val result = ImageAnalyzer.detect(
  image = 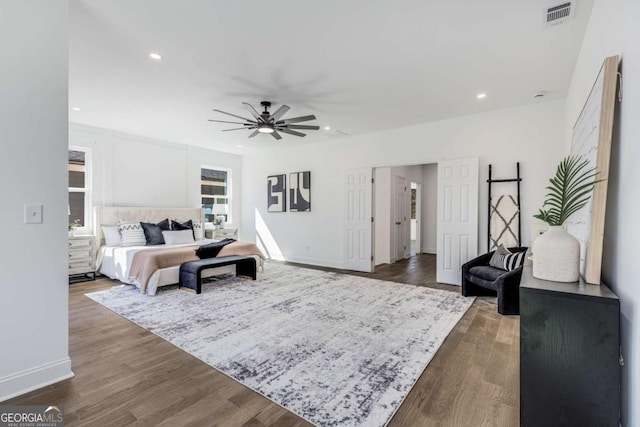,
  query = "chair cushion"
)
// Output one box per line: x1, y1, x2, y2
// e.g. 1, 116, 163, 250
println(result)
469, 266, 506, 282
